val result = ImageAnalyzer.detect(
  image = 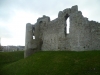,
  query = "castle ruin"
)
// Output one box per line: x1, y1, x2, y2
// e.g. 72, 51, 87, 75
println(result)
24, 5, 100, 57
